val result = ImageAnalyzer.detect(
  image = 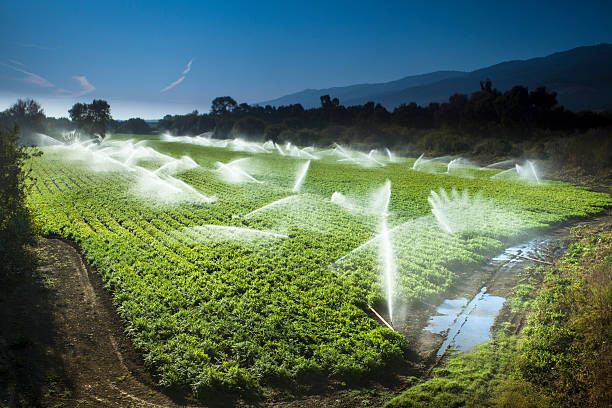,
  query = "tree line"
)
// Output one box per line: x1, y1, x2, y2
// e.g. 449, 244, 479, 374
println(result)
158, 80, 611, 145
1, 80, 610, 164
